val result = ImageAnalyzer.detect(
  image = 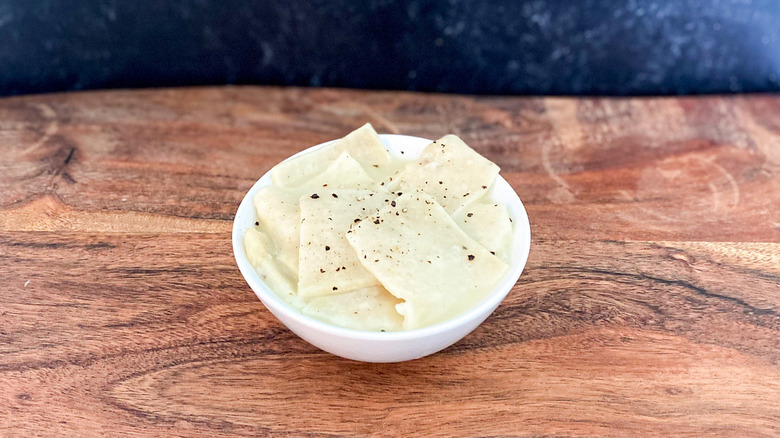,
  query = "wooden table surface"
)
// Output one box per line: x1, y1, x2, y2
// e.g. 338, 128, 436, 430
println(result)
1, 87, 779, 437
